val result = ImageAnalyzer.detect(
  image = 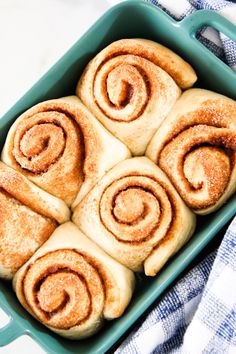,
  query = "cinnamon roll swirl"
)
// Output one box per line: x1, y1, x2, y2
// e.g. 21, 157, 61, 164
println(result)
1, 96, 130, 208
76, 39, 197, 155
72, 157, 196, 276
146, 89, 236, 214
0, 162, 70, 279
13, 222, 135, 339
